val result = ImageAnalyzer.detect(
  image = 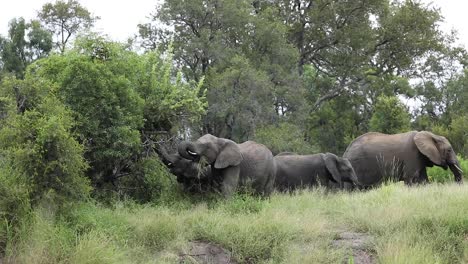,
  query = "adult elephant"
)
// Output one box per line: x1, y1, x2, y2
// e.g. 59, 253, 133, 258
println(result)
157, 147, 214, 193
343, 131, 463, 187
178, 134, 276, 197
274, 152, 359, 191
